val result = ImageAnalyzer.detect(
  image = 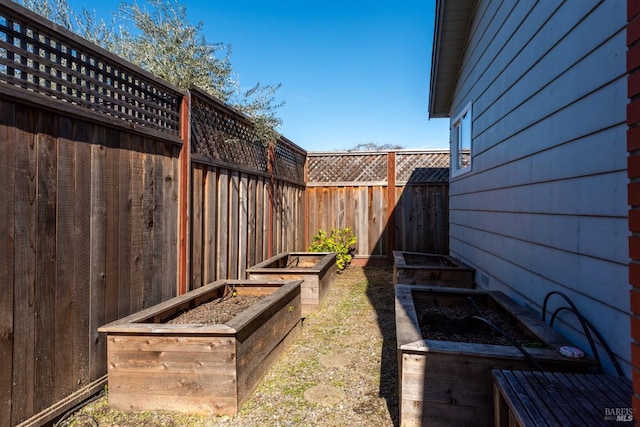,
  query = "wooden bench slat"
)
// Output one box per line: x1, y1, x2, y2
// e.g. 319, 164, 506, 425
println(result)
527, 371, 590, 427
584, 373, 633, 404
511, 370, 564, 426
543, 371, 608, 426
493, 370, 633, 427
493, 373, 534, 427
563, 373, 623, 417
495, 370, 554, 427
